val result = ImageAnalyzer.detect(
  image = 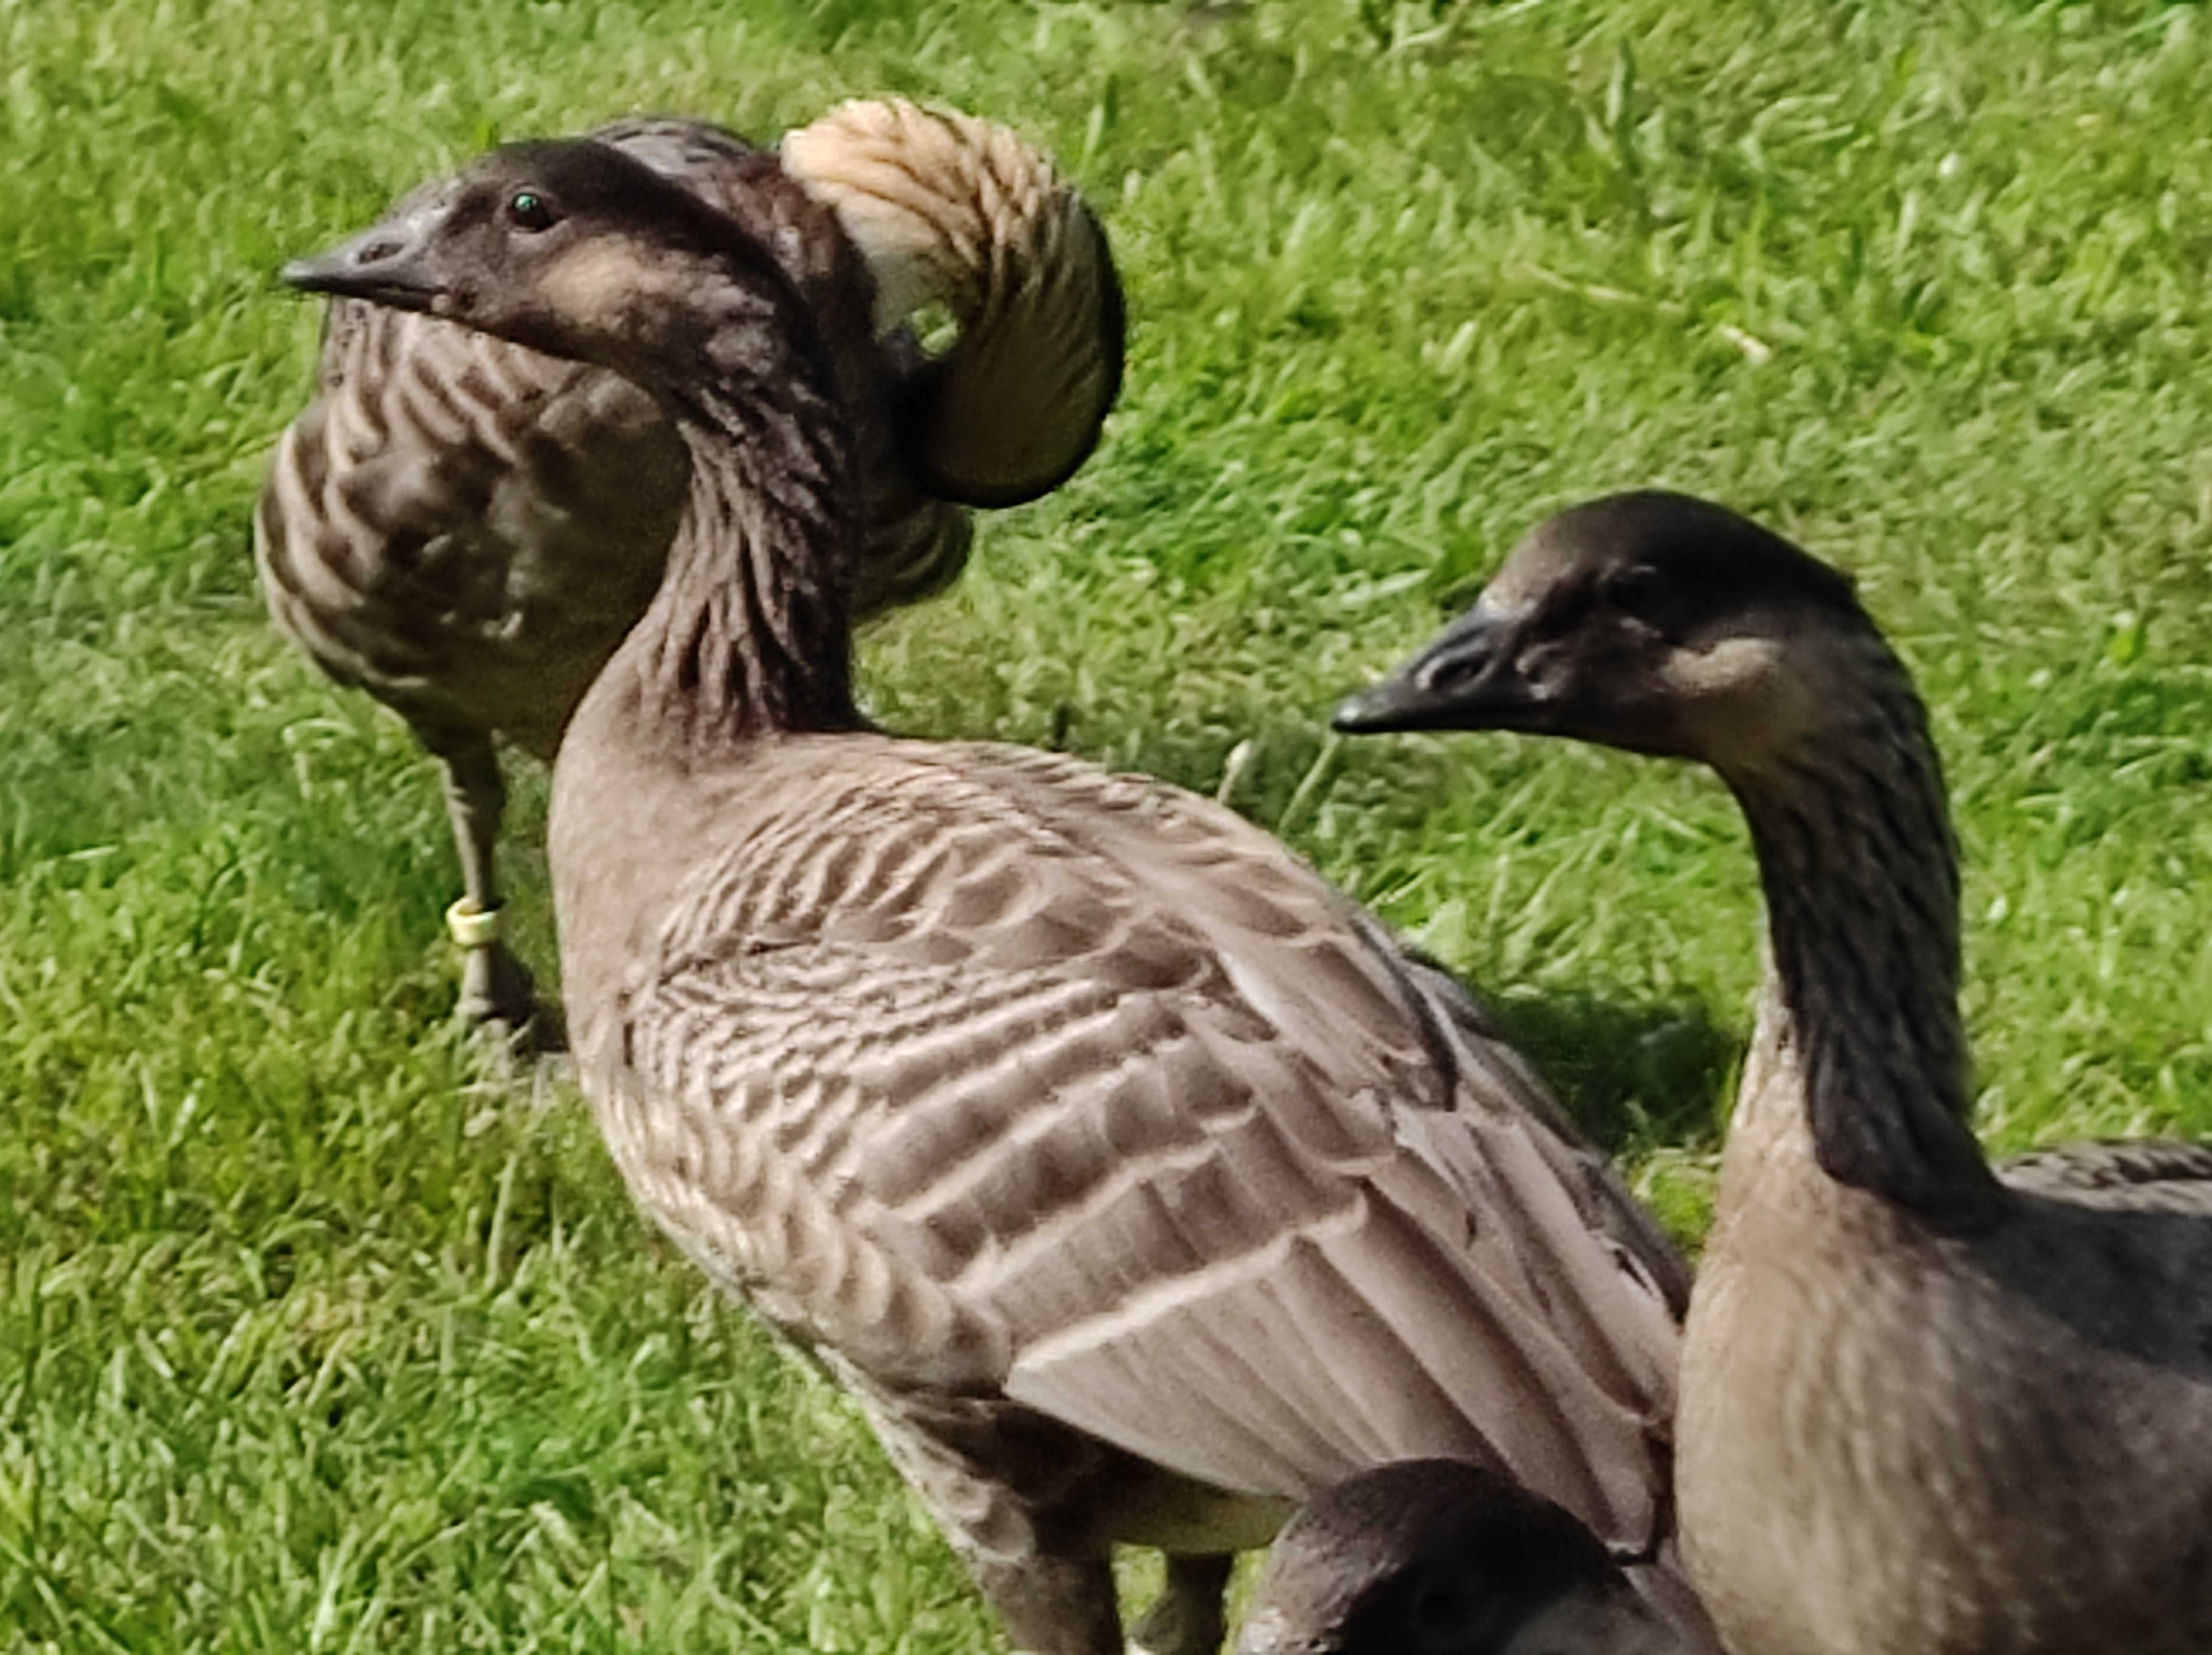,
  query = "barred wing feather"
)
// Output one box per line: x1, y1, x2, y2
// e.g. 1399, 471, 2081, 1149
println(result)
590, 740, 1684, 1553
